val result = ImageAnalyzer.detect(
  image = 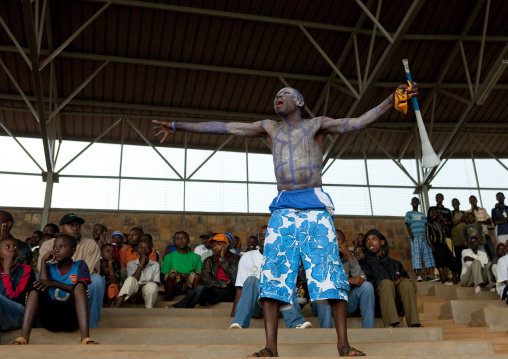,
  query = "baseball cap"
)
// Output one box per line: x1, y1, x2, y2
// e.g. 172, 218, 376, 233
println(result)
200, 230, 214, 239
59, 213, 85, 226
111, 231, 123, 239
224, 233, 233, 243
208, 234, 229, 244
